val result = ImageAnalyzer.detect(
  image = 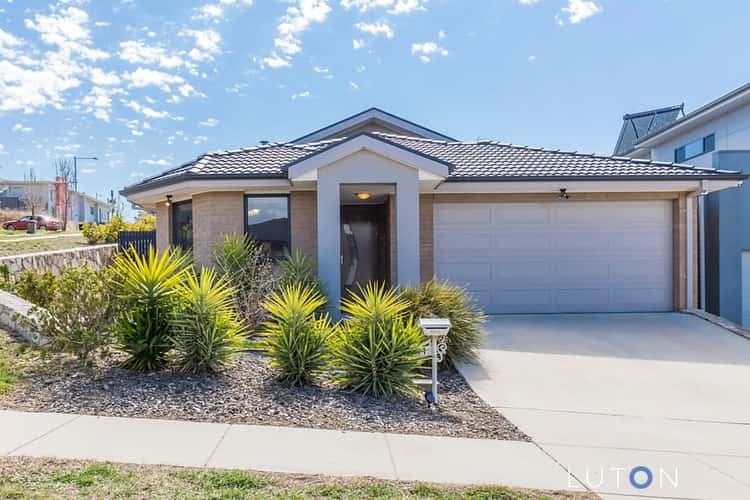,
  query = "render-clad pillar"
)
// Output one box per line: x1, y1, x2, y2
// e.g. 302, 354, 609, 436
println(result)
316, 176, 341, 316
395, 174, 420, 287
